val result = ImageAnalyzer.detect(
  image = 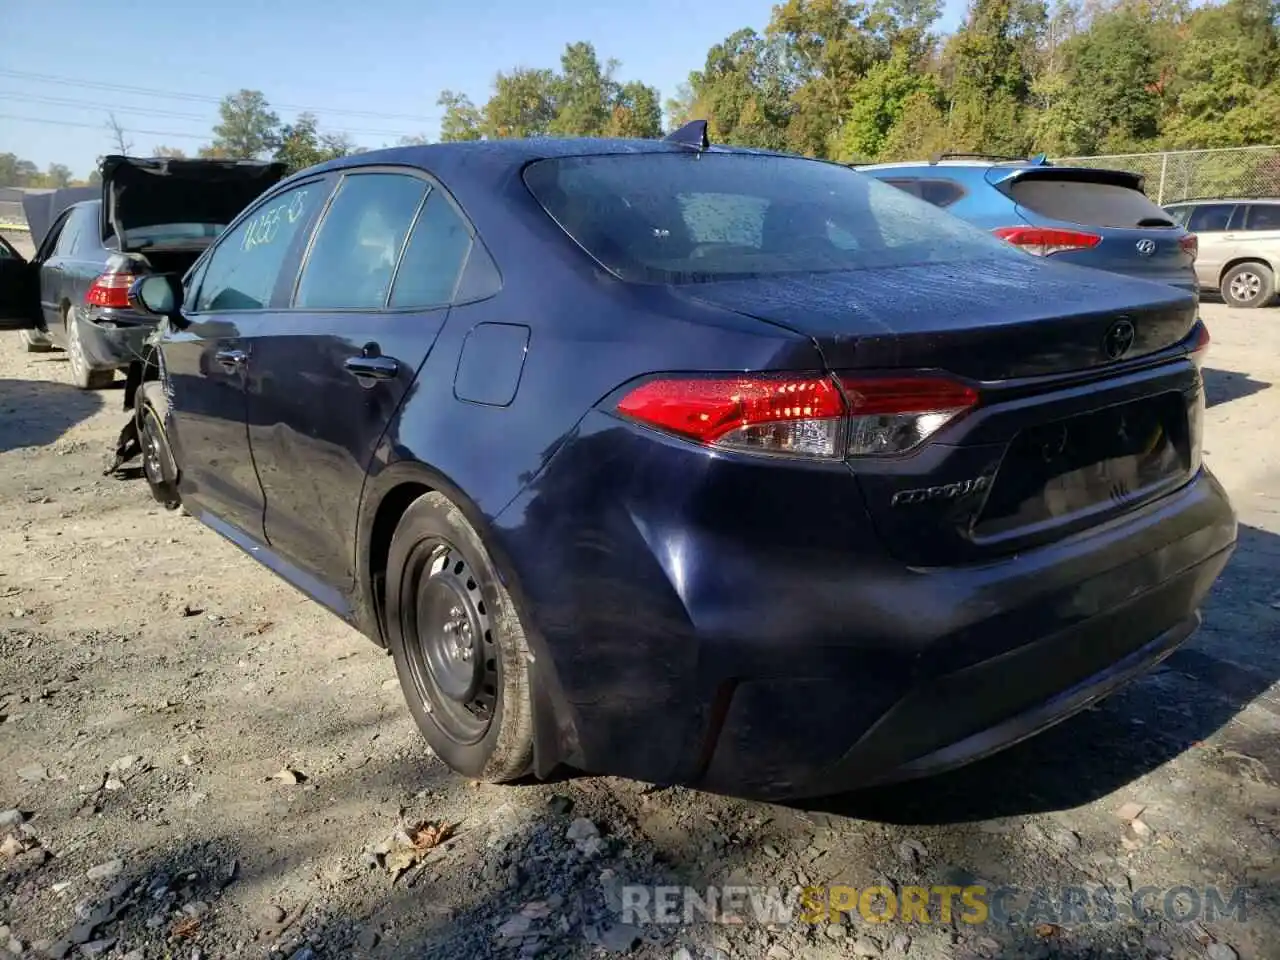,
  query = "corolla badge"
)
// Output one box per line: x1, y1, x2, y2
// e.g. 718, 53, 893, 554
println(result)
1103, 319, 1136, 361
1135, 239, 1157, 256
892, 474, 992, 506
